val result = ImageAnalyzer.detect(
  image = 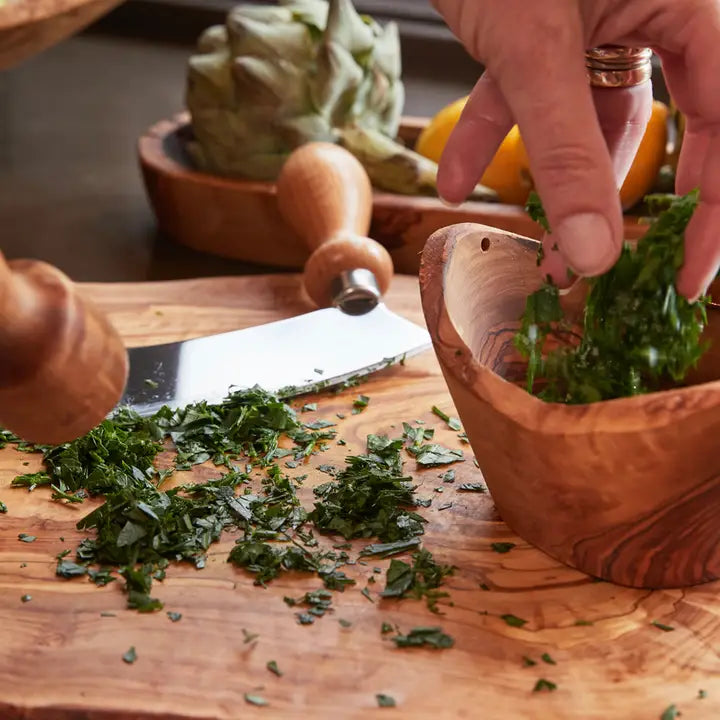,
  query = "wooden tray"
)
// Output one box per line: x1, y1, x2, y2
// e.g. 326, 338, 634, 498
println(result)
139, 114, 649, 274
0, 273, 718, 719
0, 0, 124, 71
